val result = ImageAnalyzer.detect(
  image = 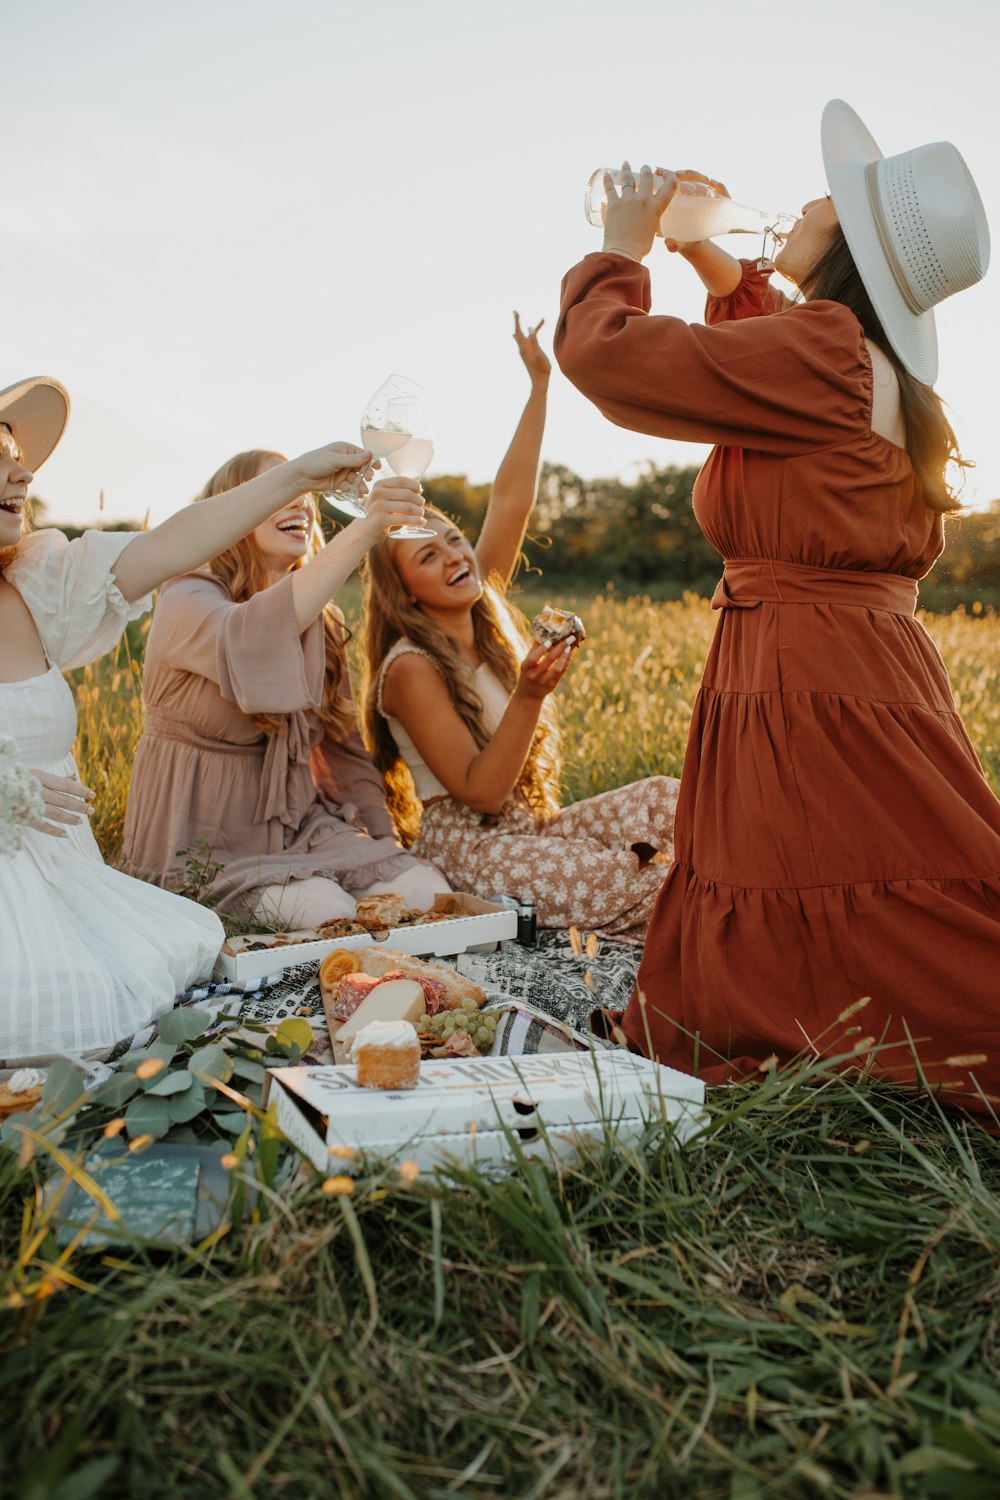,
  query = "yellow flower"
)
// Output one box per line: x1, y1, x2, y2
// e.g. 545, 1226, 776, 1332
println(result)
398, 1159, 420, 1184
128, 1134, 155, 1153
220, 1152, 240, 1170
328, 1144, 358, 1160
103, 1117, 126, 1139
136, 1057, 166, 1080
322, 1176, 355, 1197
